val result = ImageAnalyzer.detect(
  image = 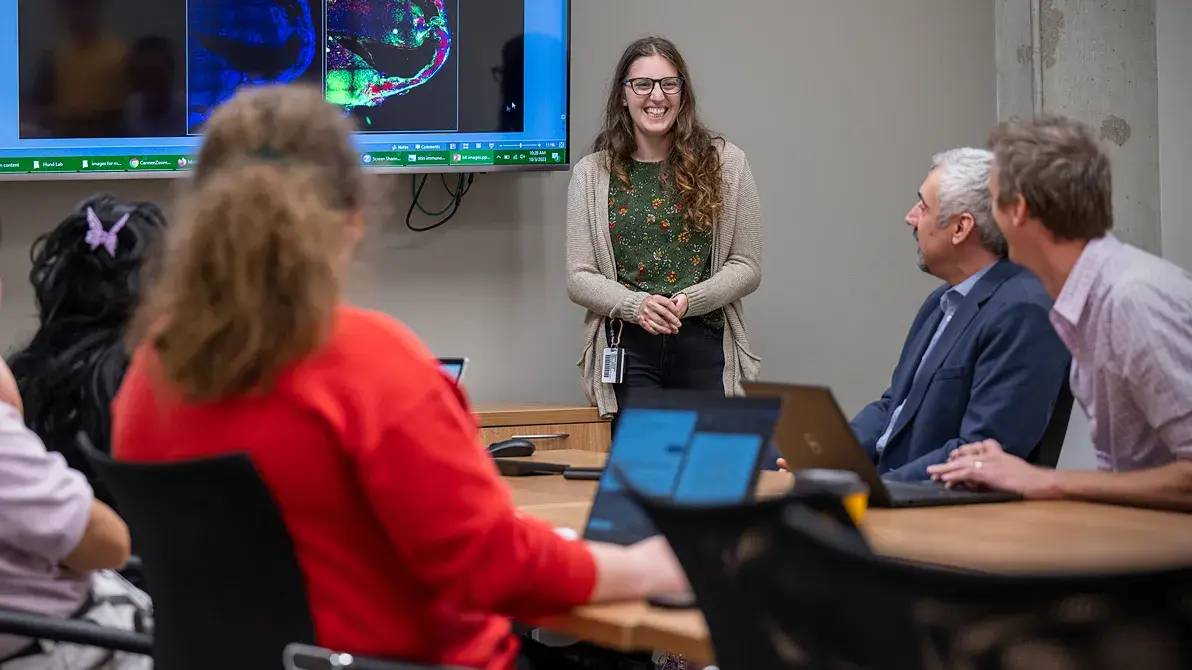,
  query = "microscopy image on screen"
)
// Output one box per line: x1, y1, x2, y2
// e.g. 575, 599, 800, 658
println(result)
186, 0, 321, 133
16, 0, 188, 139
326, 0, 460, 133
